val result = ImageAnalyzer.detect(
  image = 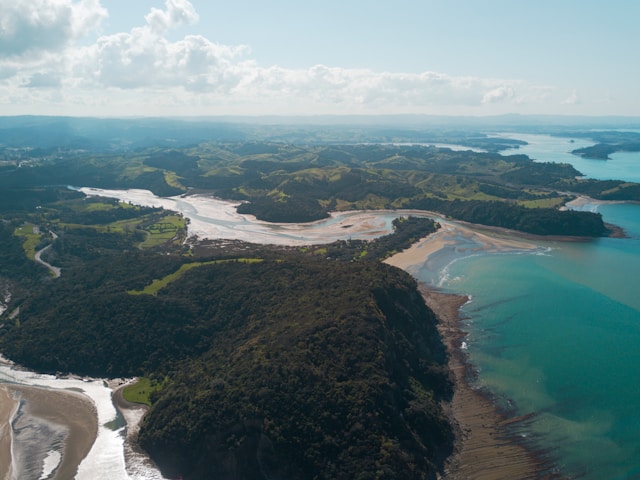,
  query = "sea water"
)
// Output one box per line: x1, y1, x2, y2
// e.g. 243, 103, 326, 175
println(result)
501, 132, 640, 183
417, 134, 640, 479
